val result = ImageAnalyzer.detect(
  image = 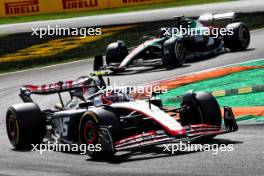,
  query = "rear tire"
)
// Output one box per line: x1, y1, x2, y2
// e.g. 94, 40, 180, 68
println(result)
163, 38, 186, 67
6, 103, 46, 149
106, 40, 128, 65
224, 22, 250, 51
